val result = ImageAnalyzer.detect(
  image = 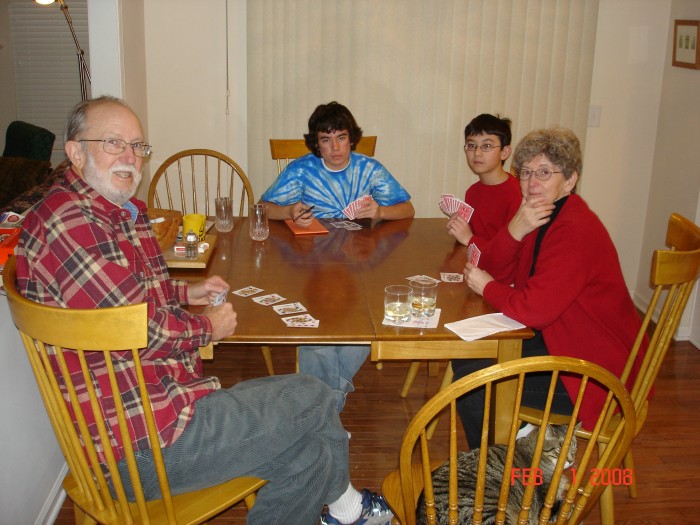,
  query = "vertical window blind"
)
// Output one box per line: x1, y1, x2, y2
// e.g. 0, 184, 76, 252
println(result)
8, 0, 89, 166
246, 0, 599, 217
